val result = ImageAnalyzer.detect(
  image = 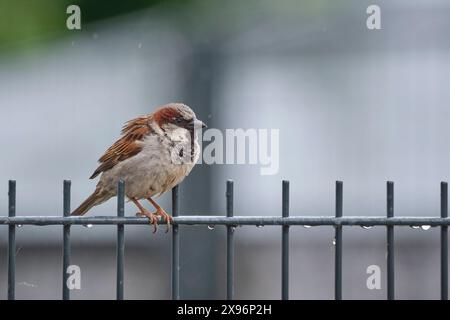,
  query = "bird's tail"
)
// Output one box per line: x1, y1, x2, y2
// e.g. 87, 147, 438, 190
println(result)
71, 188, 109, 216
